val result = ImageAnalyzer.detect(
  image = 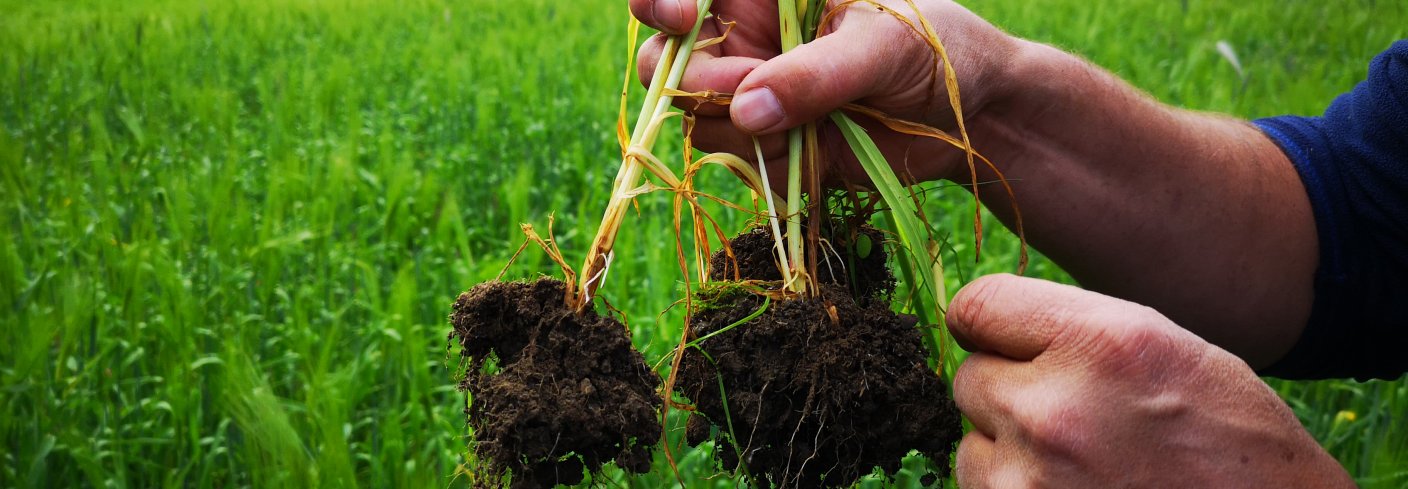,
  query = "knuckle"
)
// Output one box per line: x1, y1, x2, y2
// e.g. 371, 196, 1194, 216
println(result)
1018, 396, 1089, 462
1071, 304, 1203, 387
883, 28, 931, 87
1094, 309, 1173, 368
1104, 321, 1161, 366
780, 63, 830, 111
